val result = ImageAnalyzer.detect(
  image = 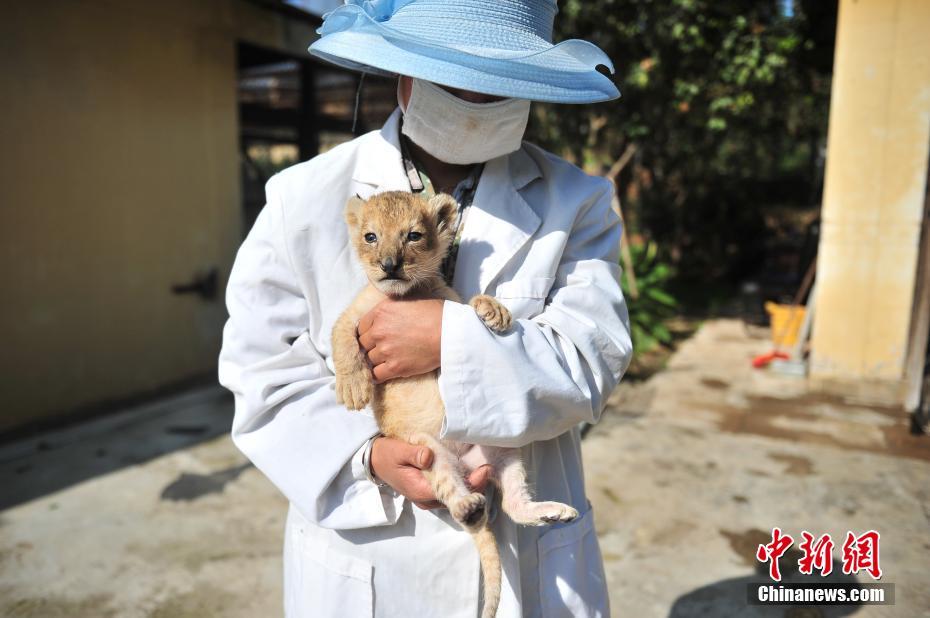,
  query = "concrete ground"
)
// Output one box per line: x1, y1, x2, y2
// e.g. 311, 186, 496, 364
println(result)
584, 320, 930, 618
1, 319, 928, 617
